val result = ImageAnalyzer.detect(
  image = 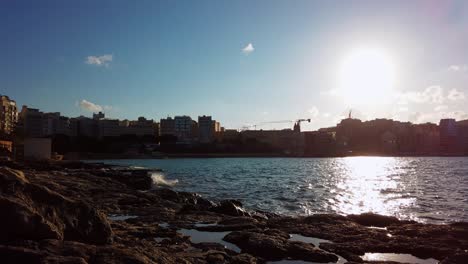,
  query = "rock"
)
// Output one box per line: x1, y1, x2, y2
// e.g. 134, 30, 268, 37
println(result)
230, 254, 258, 264
224, 230, 338, 262
206, 252, 225, 264
109, 170, 153, 190
441, 250, 468, 264
347, 212, 402, 227
211, 200, 251, 217
0, 167, 113, 245
0, 245, 45, 264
